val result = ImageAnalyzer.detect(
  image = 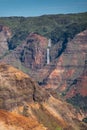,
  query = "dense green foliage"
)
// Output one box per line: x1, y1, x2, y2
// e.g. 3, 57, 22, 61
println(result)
82, 117, 87, 123
66, 94, 87, 112
0, 12, 87, 49
8, 30, 28, 49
